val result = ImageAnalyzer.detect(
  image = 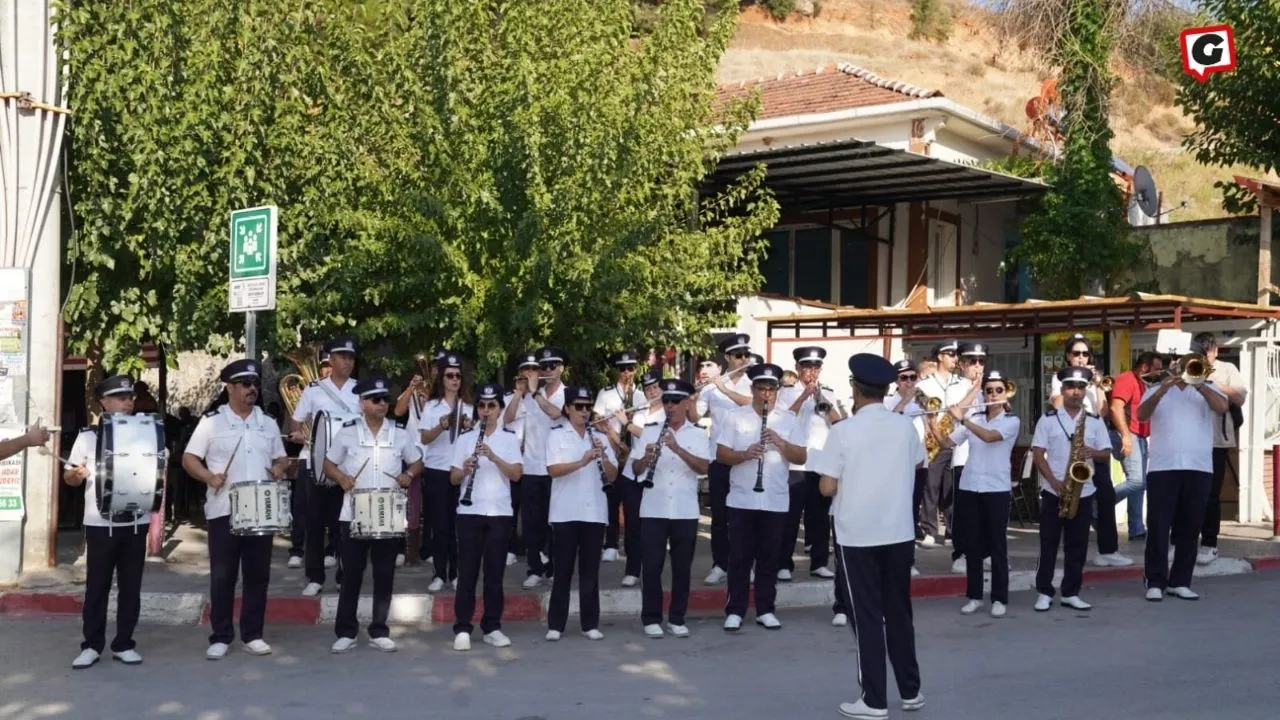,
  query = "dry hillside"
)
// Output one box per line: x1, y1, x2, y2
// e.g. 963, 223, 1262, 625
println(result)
718, 0, 1258, 221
